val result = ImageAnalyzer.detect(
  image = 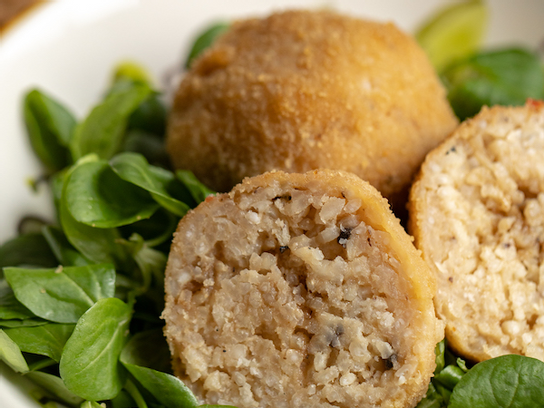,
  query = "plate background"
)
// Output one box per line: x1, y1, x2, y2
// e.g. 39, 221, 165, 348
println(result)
1, 1, 543, 407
